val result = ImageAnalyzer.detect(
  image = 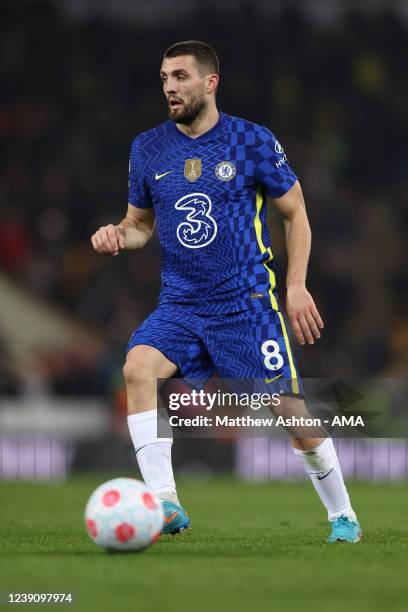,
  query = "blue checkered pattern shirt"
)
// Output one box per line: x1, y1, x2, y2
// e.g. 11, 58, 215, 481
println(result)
128, 112, 298, 314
